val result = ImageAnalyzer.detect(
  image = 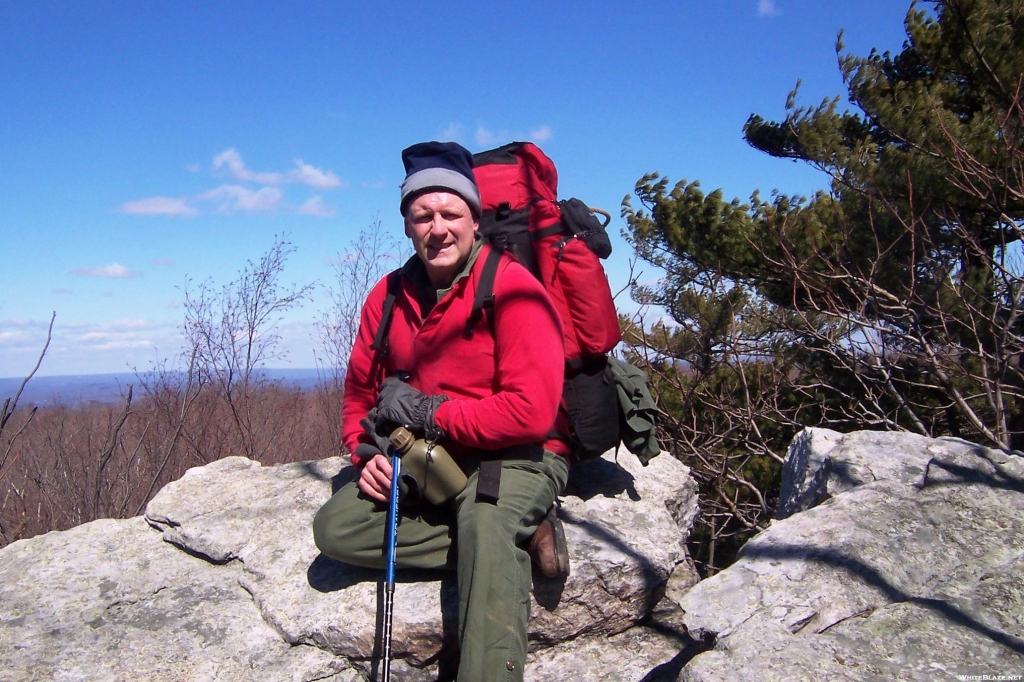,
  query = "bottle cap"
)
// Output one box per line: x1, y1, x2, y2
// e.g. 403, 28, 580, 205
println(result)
389, 426, 414, 452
